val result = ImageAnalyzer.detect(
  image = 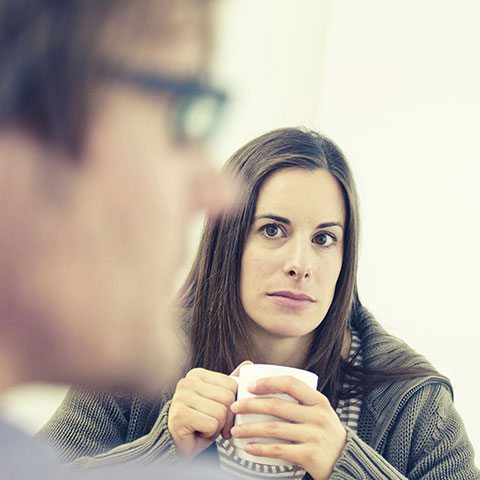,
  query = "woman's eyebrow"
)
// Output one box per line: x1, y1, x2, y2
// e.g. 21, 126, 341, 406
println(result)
317, 221, 344, 231
255, 215, 344, 231
254, 214, 290, 224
